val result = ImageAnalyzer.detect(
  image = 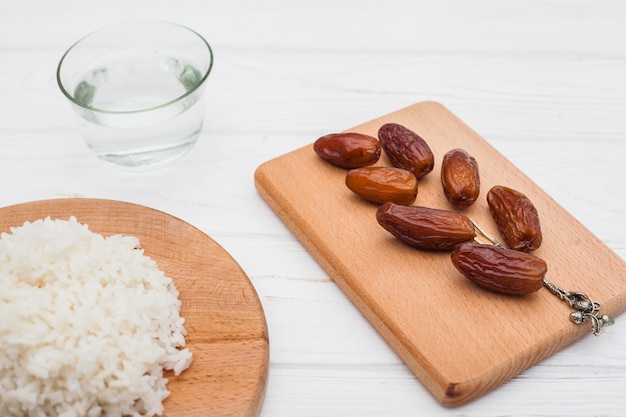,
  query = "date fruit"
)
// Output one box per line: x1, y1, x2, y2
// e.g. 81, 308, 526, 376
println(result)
376, 202, 476, 251
441, 148, 480, 209
451, 243, 547, 295
377, 123, 434, 179
487, 185, 542, 252
346, 167, 418, 204
313, 132, 381, 168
